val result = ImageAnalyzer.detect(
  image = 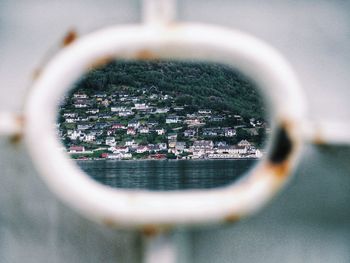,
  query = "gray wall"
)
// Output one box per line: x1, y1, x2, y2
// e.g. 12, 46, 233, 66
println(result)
0, 1, 349, 262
